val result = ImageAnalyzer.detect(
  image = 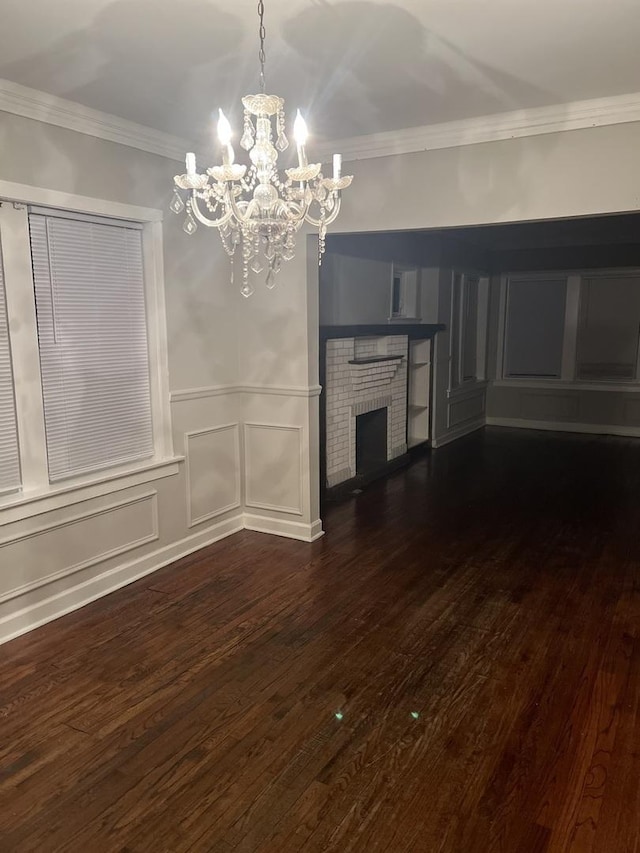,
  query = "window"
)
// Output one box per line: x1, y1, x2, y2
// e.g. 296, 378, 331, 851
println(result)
577, 275, 640, 381
390, 265, 419, 319
0, 192, 171, 505
29, 210, 153, 481
0, 240, 20, 494
504, 277, 567, 378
